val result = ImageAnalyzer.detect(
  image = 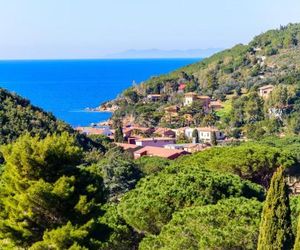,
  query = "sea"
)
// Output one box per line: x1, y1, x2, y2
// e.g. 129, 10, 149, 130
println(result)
0, 58, 199, 126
